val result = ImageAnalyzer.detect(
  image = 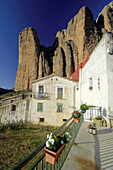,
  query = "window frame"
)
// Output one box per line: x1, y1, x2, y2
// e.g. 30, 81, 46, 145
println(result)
56, 85, 65, 99
11, 104, 16, 111
98, 78, 100, 90
39, 118, 44, 122
37, 103, 43, 112
57, 103, 63, 112
89, 77, 93, 90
